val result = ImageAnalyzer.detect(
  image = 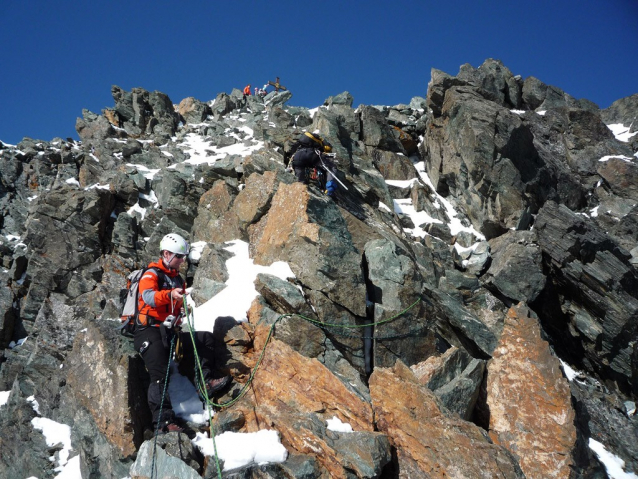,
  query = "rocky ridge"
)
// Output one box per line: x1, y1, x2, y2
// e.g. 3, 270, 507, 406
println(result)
0, 59, 637, 478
